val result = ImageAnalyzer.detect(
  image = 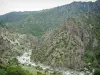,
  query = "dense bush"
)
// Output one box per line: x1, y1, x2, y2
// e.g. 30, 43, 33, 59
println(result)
7, 65, 31, 75
37, 71, 45, 75
0, 69, 7, 75
94, 68, 100, 75
35, 66, 43, 71
0, 64, 32, 75
8, 58, 19, 66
